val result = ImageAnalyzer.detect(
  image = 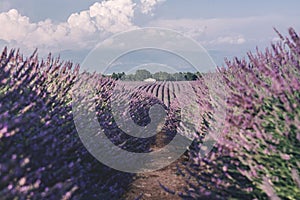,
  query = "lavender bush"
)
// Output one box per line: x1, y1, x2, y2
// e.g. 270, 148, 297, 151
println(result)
1, 27, 299, 200
0, 49, 135, 199
174, 28, 300, 199
0, 47, 188, 199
